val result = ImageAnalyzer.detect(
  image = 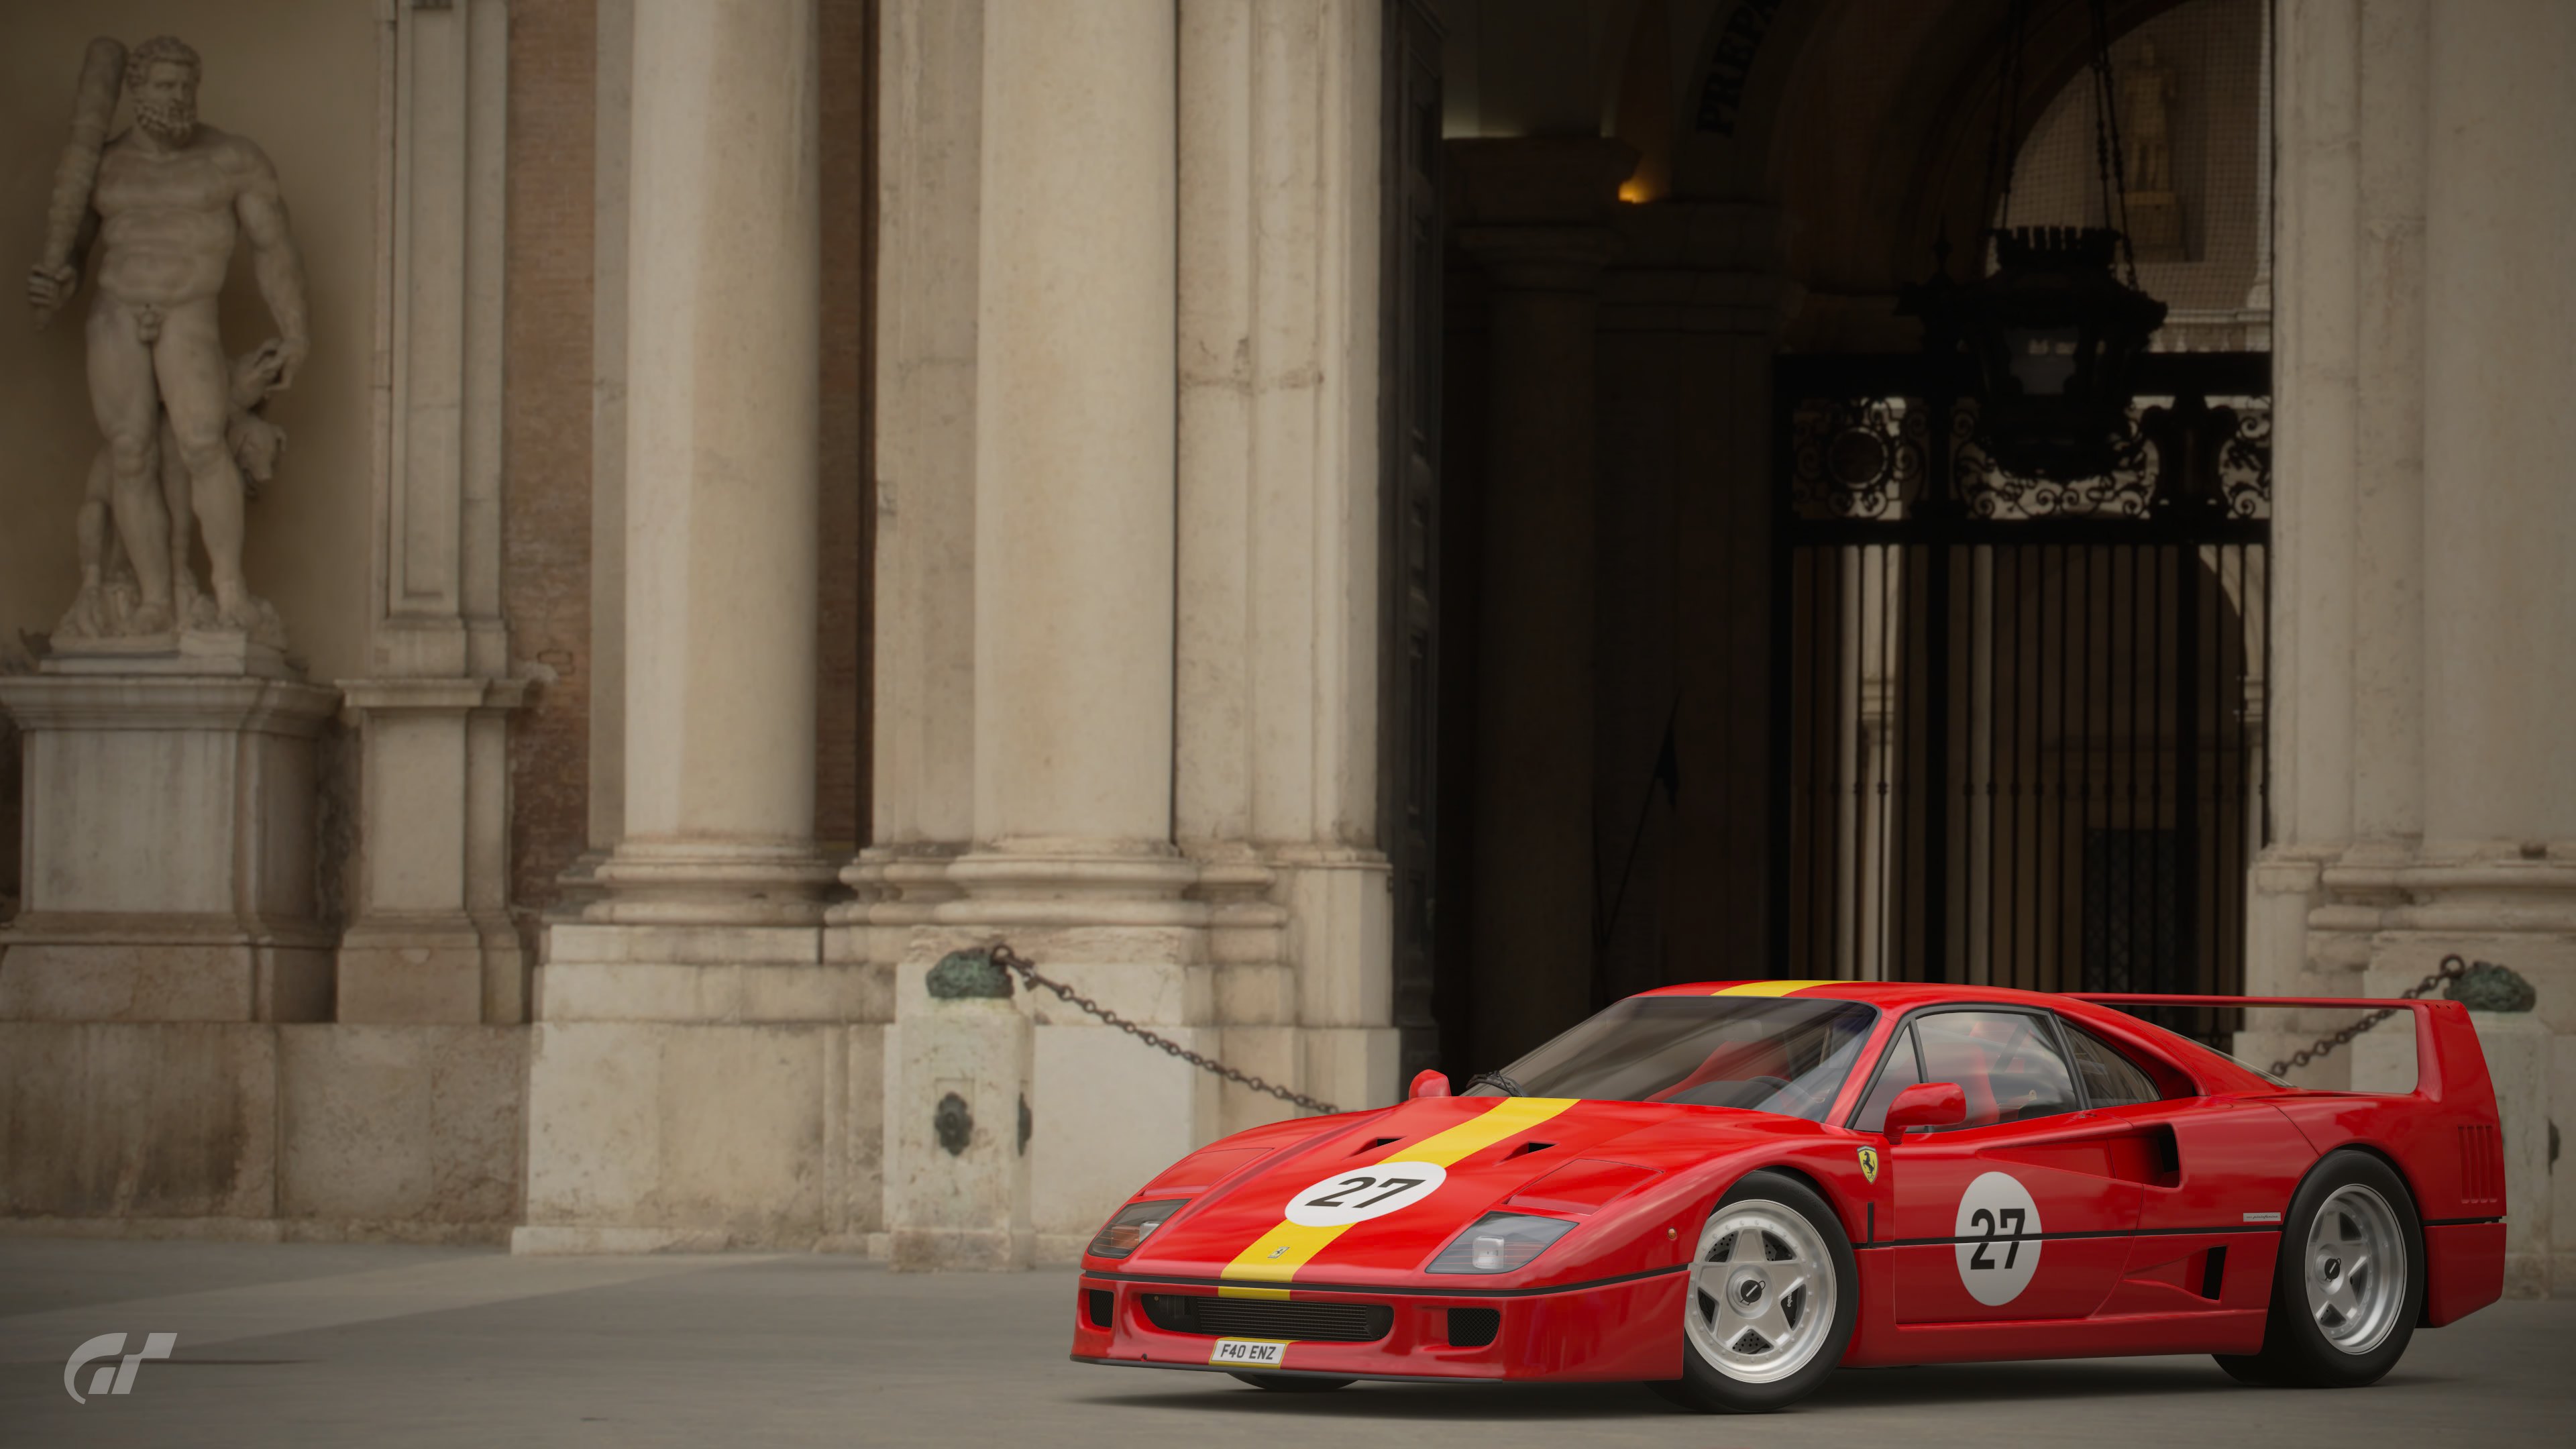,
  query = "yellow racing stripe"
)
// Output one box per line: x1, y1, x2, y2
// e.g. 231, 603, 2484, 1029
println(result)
1218, 1096, 1577, 1296
1714, 979, 1837, 996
